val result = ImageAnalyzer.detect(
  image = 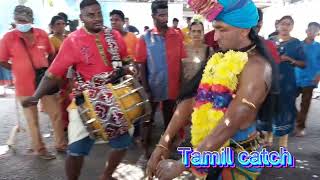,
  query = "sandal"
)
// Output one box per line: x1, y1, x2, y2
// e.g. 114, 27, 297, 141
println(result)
37, 148, 56, 160
55, 145, 68, 153
38, 152, 56, 160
